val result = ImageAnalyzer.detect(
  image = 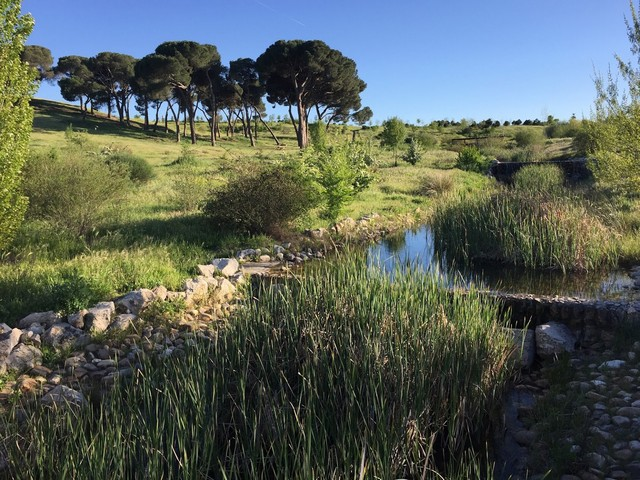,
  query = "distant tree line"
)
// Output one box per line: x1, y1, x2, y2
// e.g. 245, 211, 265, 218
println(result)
21, 40, 372, 149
